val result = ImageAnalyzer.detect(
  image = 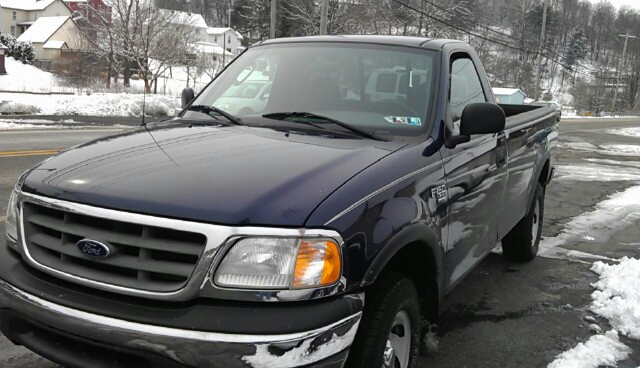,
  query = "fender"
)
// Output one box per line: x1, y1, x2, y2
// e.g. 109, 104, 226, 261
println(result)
526, 153, 551, 211
361, 222, 445, 300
